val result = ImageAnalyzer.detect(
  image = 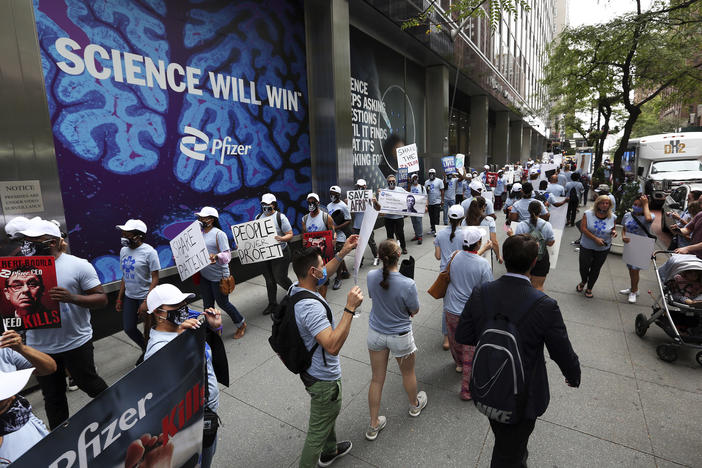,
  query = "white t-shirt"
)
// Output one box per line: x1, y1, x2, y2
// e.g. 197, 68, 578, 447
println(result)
26, 253, 101, 354
120, 243, 160, 300
304, 211, 329, 233
0, 348, 31, 373
0, 414, 49, 463
327, 200, 352, 242
425, 178, 444, 205
201, 228, 230, 282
